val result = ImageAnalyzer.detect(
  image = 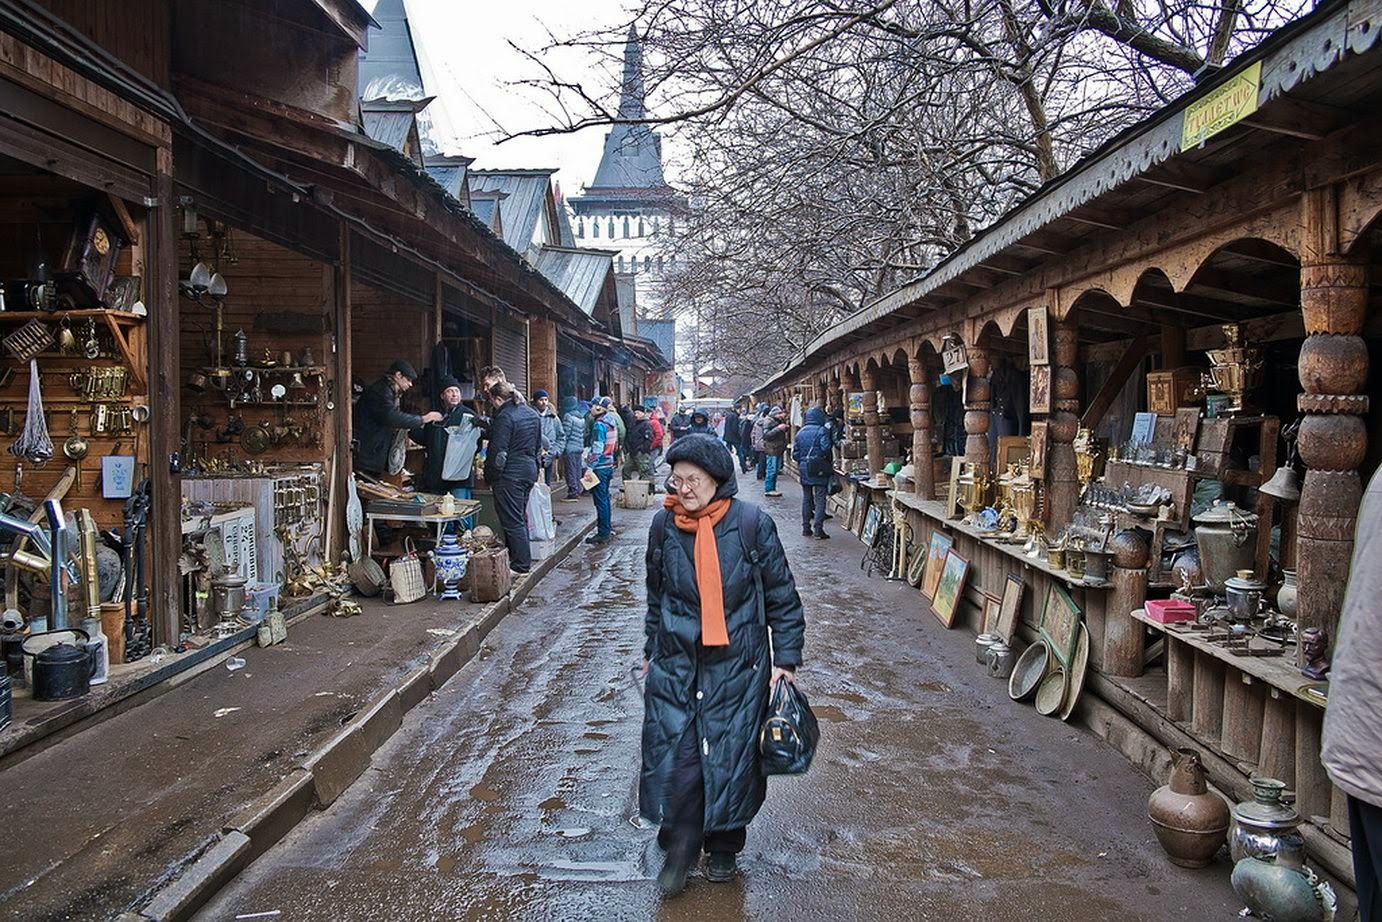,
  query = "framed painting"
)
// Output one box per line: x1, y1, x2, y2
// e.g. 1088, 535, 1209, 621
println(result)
930, 549, 970, 628
1029, 364, 1052, 414
861, 505, 883, 548
1173, 406, 1201, 452
920, 530, 953, 599
1039, 582, 1082, 668
906, 540, 928, 587
997, 435, 1030, 471
981, 592, 1002, 635
1027, 305, 1050, 366
1028, 420, 1048, 479
997, 573, 1025, 643
848, 490, 867, 534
